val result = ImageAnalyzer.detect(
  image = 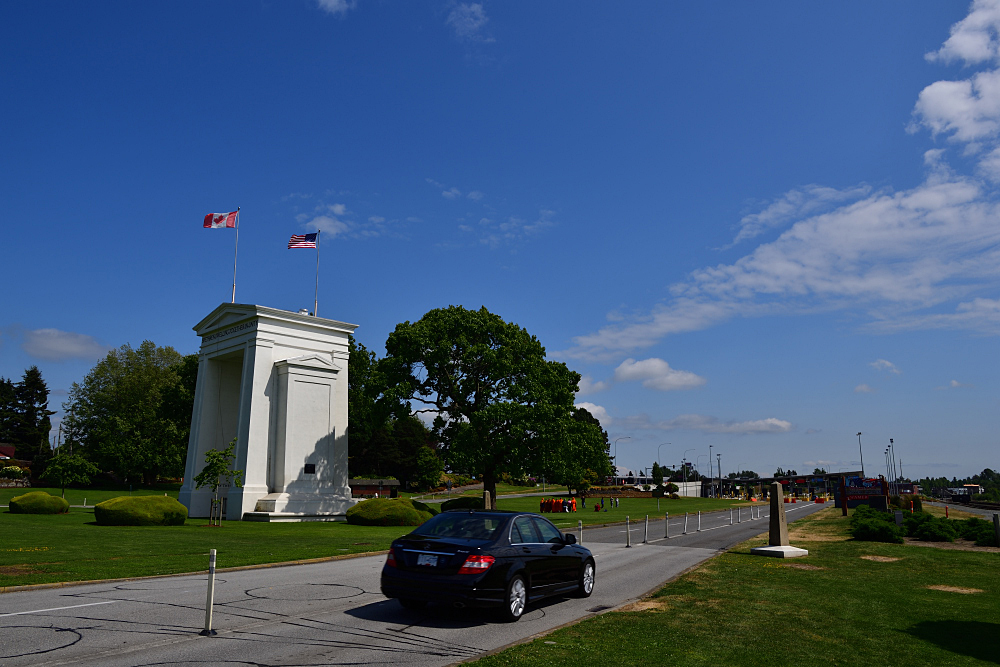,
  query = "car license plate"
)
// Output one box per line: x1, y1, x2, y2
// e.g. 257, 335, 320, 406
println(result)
417, 553, 437, 567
